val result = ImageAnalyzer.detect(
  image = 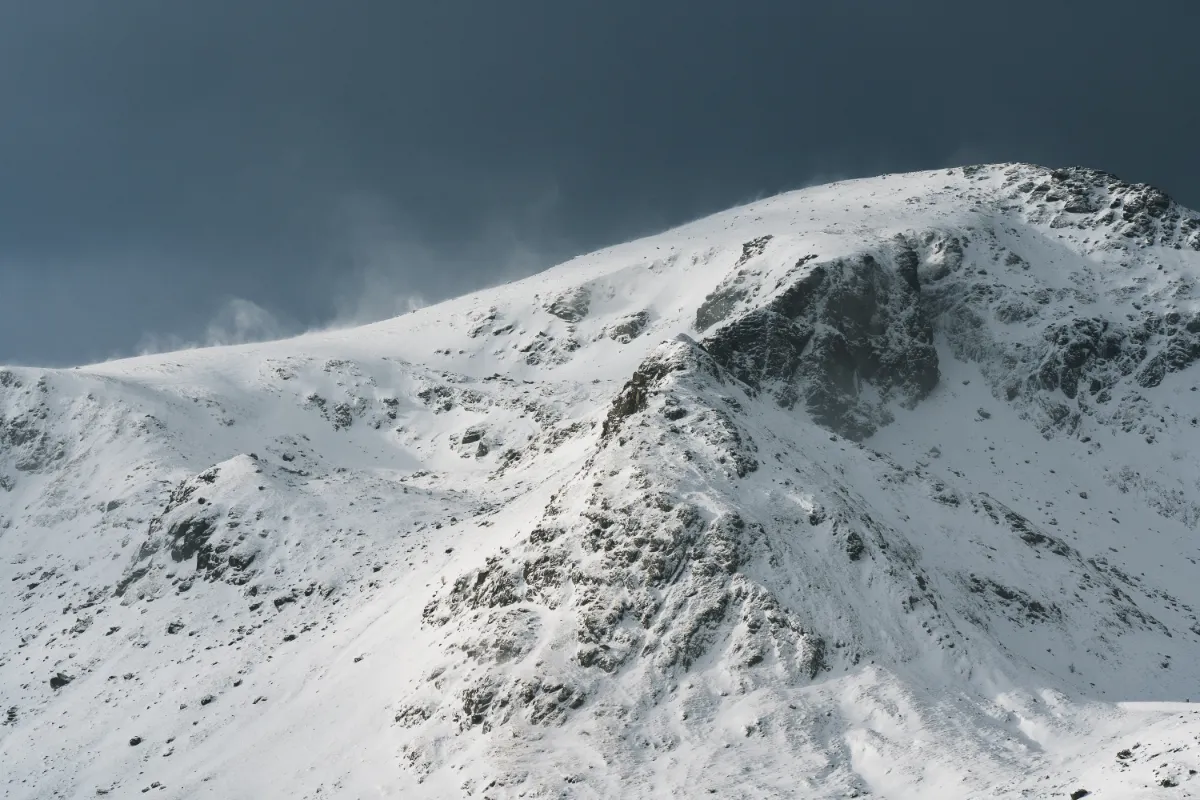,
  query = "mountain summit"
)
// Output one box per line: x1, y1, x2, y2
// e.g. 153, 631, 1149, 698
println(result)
4, 164, 1200, 798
